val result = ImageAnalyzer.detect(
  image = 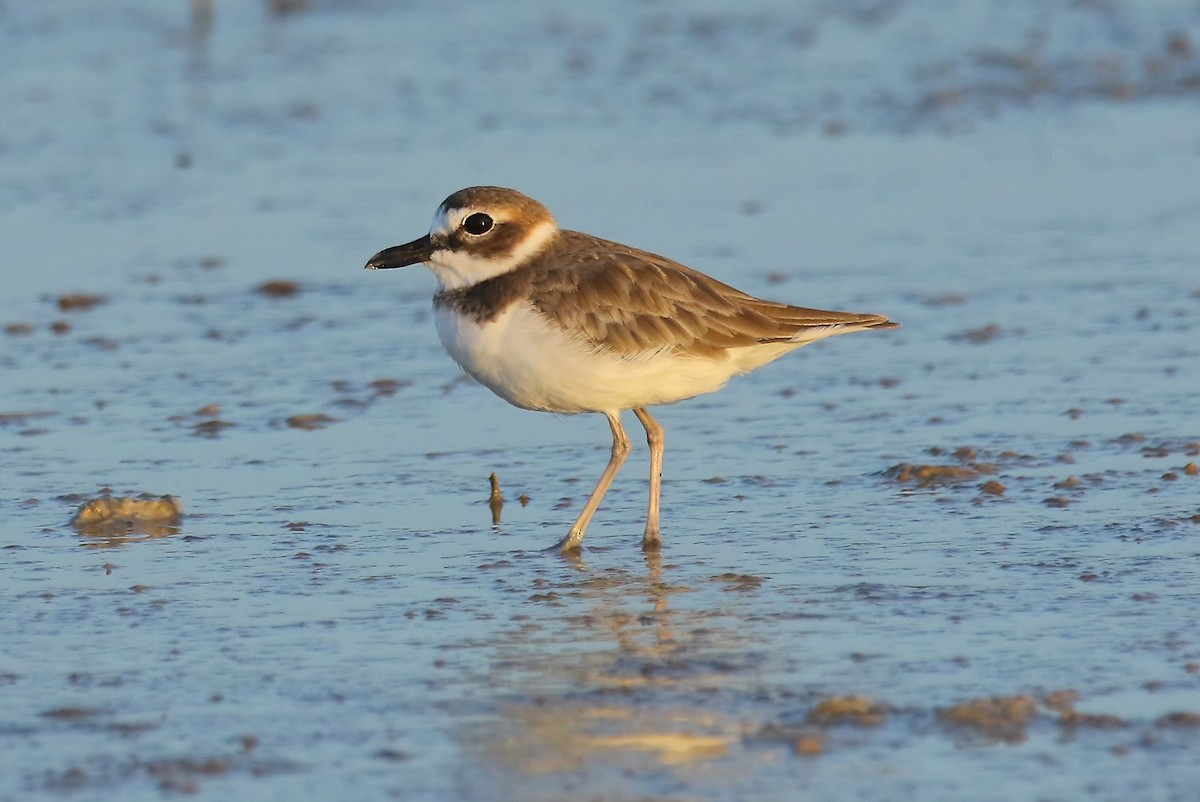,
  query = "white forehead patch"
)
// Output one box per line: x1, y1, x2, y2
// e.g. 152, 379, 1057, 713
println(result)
432, 203, 519, 238
429, 204, 465, 238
